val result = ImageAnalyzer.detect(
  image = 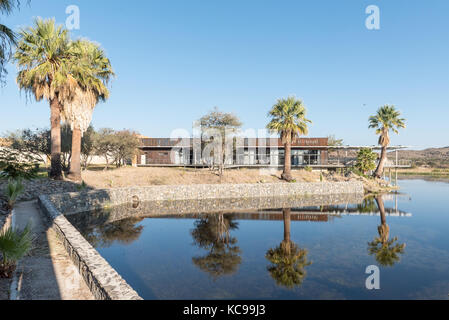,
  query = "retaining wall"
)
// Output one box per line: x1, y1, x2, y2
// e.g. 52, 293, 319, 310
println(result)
48, 181, 364, 215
